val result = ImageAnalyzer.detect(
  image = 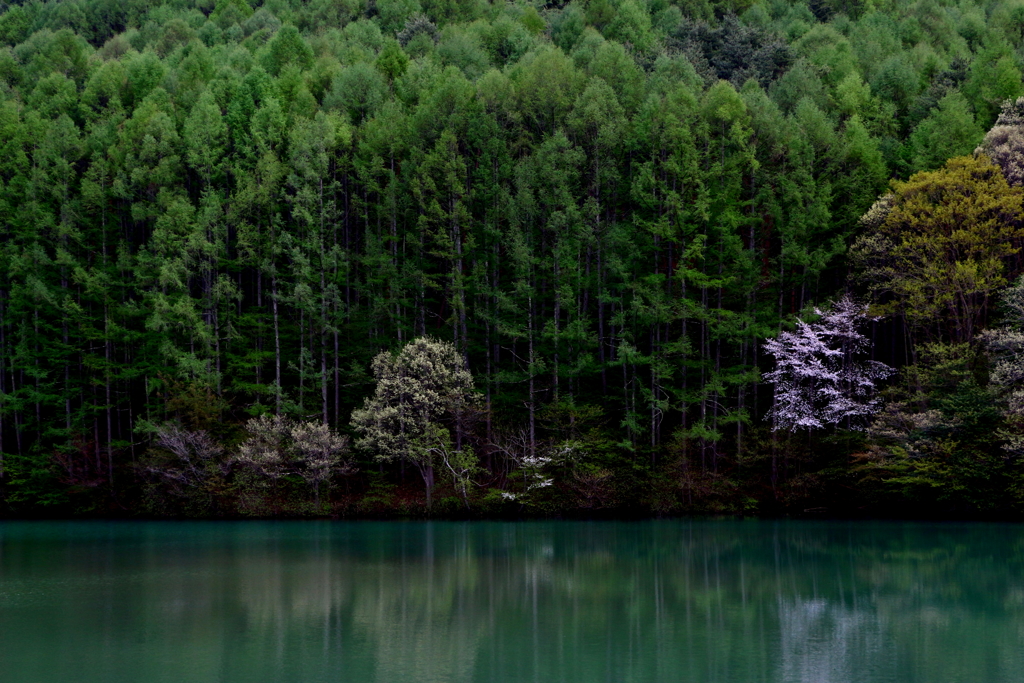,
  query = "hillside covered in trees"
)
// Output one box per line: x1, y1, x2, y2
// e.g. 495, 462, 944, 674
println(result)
1, 0, 1024, 518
